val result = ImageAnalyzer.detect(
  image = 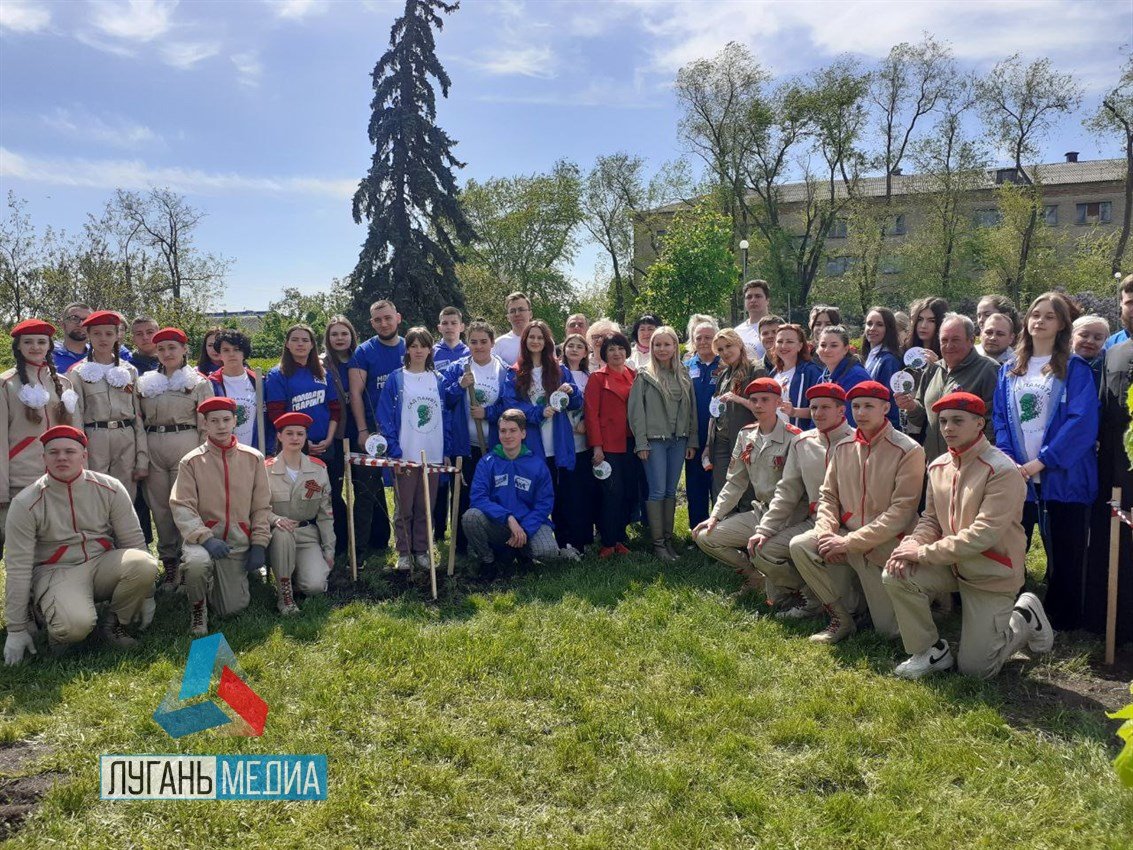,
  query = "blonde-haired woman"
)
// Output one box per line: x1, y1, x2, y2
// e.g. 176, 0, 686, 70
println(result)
628, 326, 699, 561
704, 328, 764, 500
